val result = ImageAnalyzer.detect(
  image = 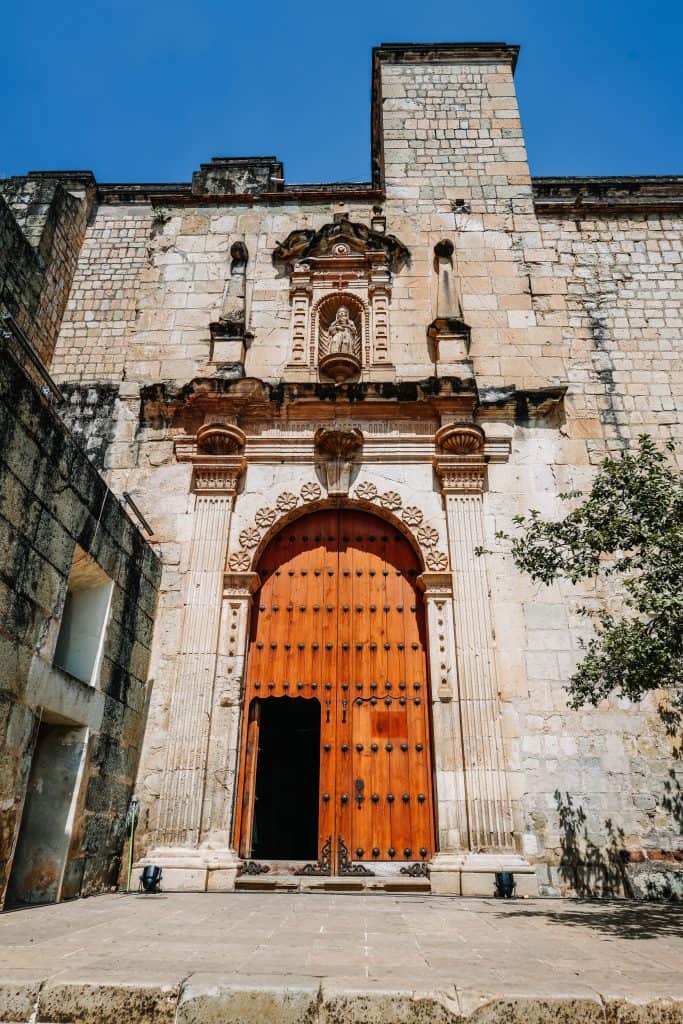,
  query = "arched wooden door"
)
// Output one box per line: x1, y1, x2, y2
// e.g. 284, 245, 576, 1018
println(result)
235, 508, 435, 874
